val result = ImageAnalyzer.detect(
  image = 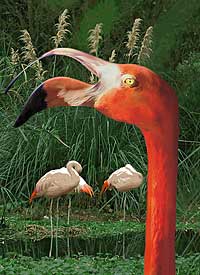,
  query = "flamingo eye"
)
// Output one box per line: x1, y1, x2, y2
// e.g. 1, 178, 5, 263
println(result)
121, 74, 137, 88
